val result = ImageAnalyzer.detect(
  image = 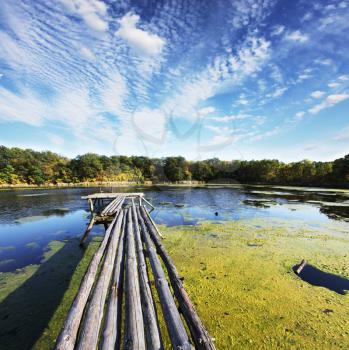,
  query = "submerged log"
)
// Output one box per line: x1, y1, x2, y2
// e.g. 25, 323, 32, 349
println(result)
137, 207, 193, 350
132, 204, 163, 350
100, 216, 127, 350
55, 215, 119, 350
139, 206, 215, 350
124, 208, 146, 349
76, 210, 125, 350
